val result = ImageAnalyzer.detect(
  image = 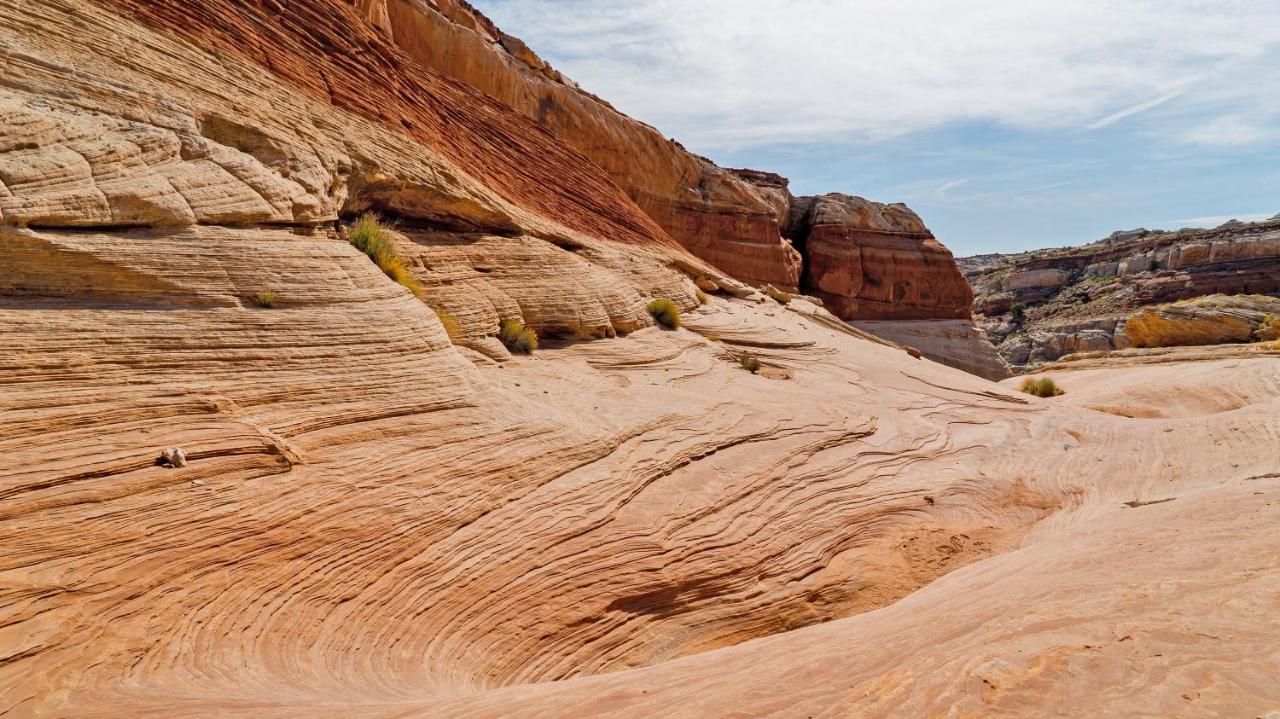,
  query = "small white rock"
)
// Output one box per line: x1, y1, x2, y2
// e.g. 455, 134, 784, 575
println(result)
160, 446, 187, 468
